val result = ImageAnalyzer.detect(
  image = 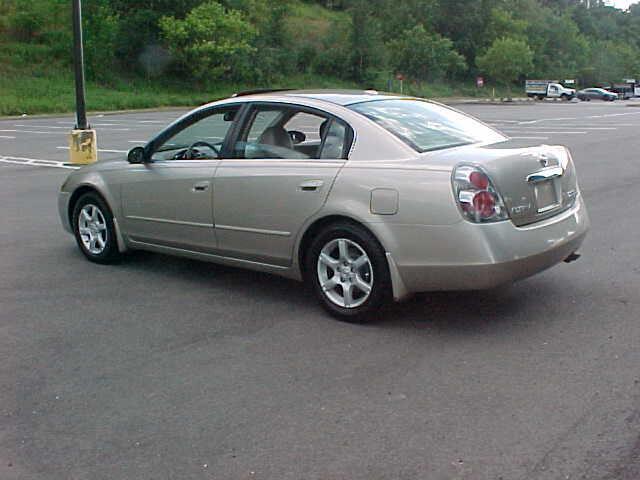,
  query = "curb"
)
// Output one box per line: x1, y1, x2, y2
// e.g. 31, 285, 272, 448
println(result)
437, 97, 534, 106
